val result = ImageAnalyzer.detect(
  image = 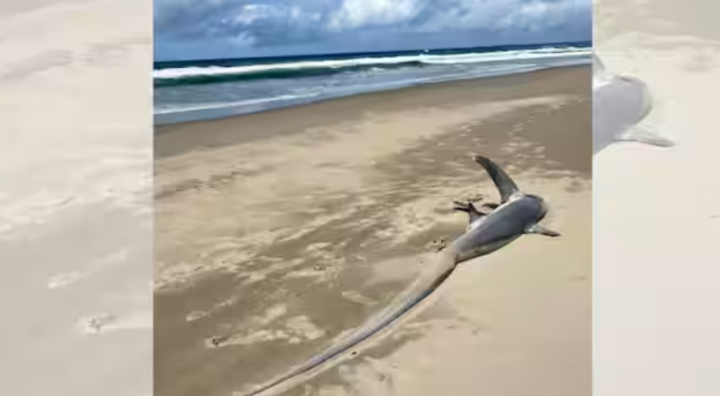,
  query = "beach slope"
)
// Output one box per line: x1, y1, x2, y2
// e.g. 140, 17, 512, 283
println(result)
154, 67, 592, 396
